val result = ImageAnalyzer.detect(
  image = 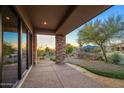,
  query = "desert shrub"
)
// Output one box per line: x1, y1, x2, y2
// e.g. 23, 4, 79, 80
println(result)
64, 44, 75, 56
90, 48, 101, 53
108, 52, 122, 64
40, 56, 45, 60
50, 56, 56, 61
3, 61, 12, 65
